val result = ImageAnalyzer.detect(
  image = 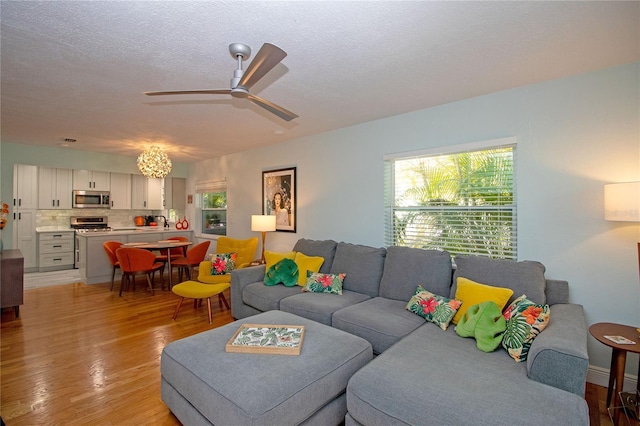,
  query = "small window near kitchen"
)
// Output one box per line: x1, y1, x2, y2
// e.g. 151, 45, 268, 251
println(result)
196, 179, 227, 236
